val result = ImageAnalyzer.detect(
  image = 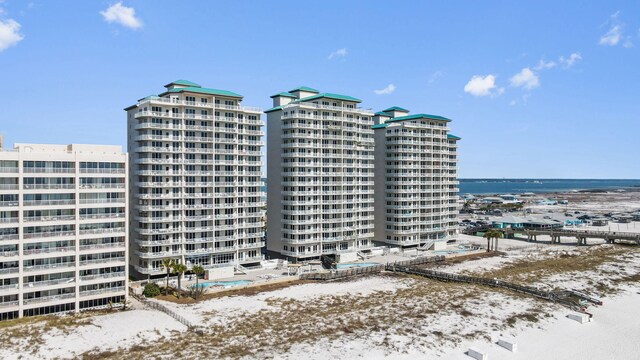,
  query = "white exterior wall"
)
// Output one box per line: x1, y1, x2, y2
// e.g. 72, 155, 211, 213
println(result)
373, 116, 459, 248
127, 85, 265, 278
267, 93, 376, 261
0, 144, 128, 320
